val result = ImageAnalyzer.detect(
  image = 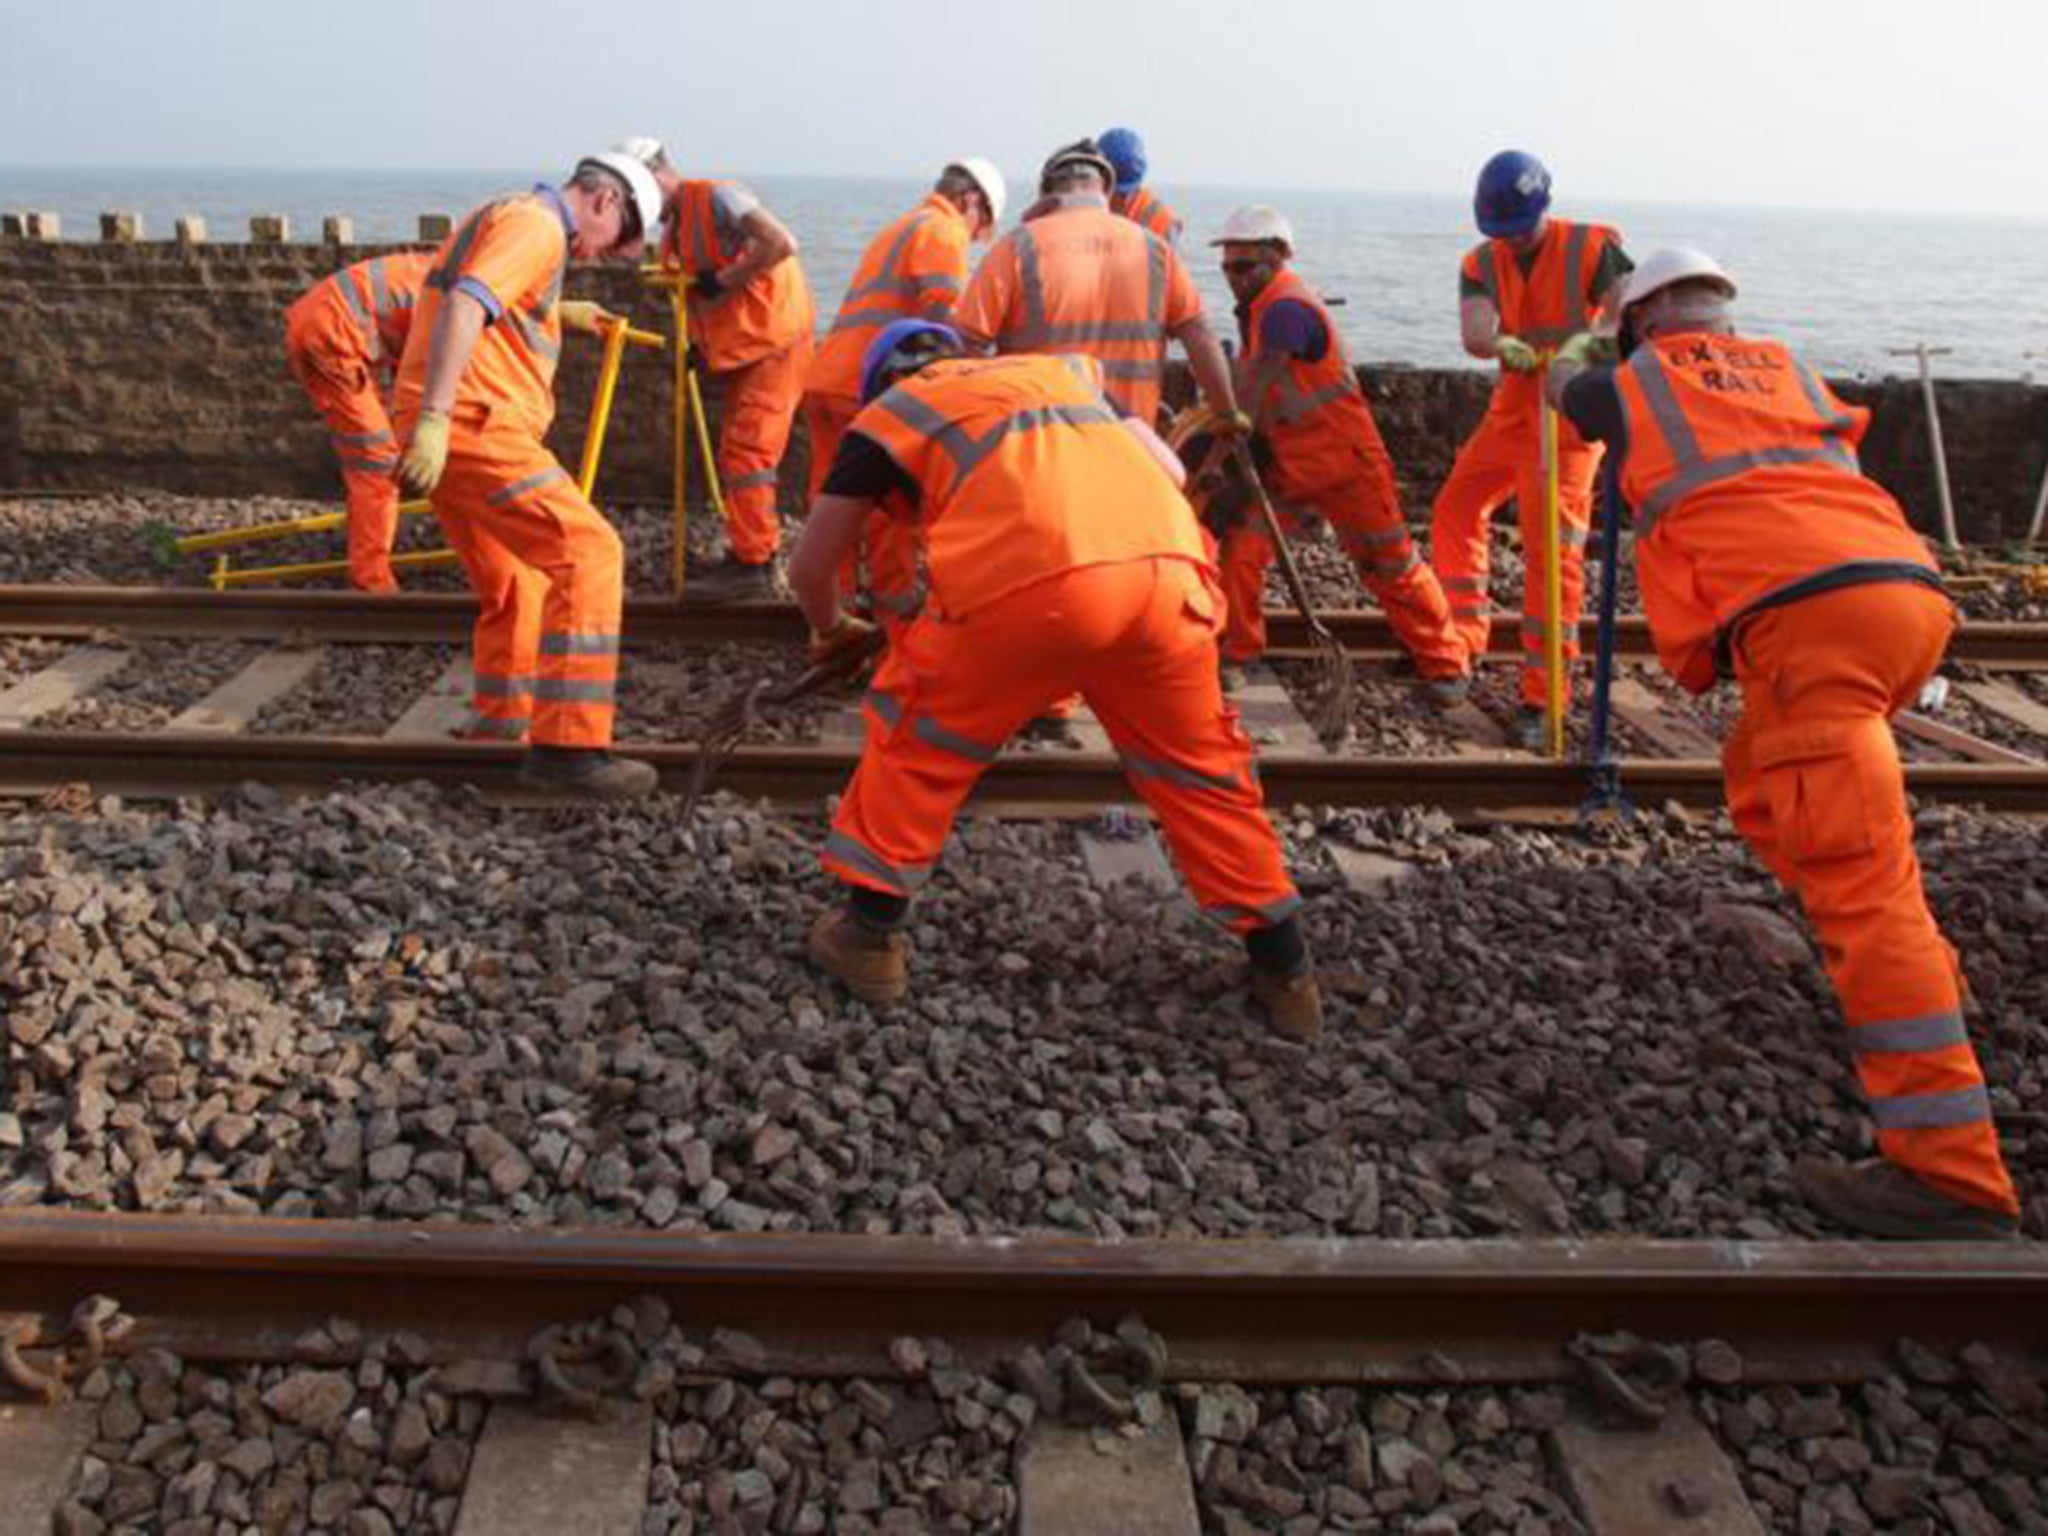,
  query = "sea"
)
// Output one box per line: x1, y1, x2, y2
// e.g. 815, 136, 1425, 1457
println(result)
4, 165, 2041, 383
